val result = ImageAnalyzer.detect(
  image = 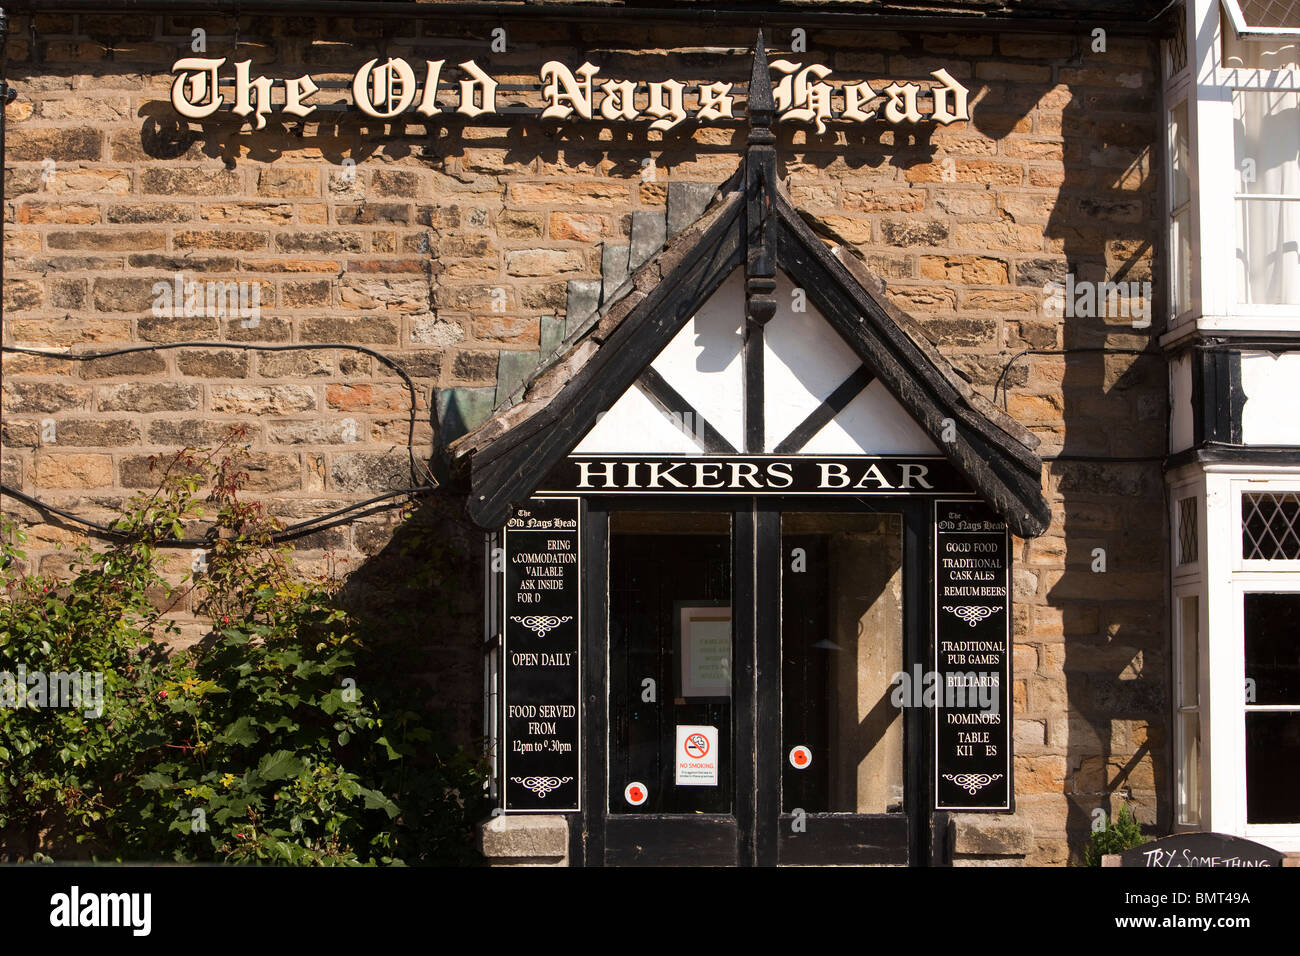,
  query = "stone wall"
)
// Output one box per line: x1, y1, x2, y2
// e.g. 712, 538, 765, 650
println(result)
0, 11, 1165, 863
